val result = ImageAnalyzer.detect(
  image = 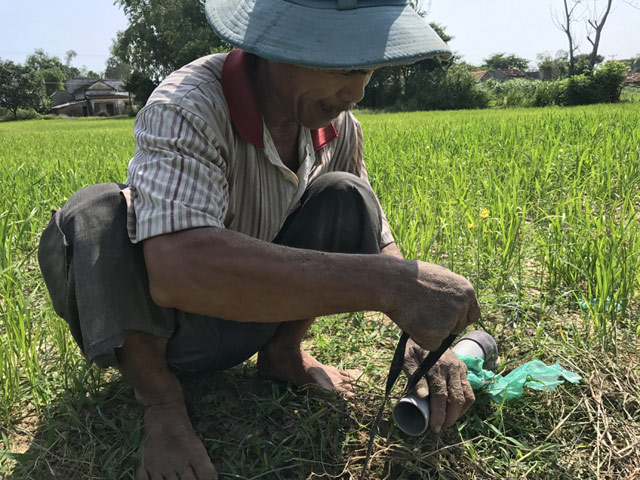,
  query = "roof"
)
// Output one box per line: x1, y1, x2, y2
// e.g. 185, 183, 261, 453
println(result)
50, 90, 74, 102
472, 70, 488, 82
65, 77, 125, 94
85, 91, 130, 100
52, 100, 84, 110
103, 80, 125, 90
472, 70, 511, 83
498, 69, 529, 79
624, 72, 640, 86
